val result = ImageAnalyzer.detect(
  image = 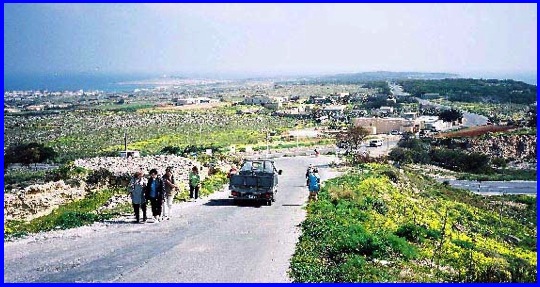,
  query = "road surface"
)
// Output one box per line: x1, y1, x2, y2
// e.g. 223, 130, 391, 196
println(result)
4, 155, 341, 283
436, 179, 537, 196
